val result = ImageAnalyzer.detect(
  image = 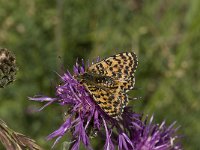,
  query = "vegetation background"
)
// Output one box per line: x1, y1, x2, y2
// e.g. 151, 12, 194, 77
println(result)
0, 0, 199, 149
